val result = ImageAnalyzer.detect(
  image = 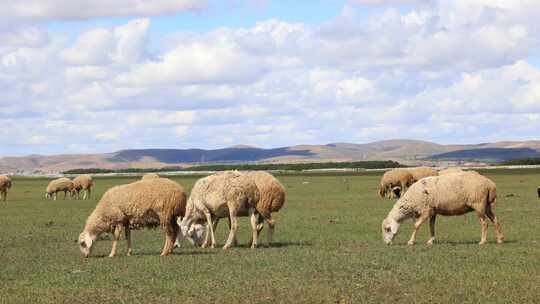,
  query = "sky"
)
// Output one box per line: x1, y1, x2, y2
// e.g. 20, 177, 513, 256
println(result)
1, 0, 540, 156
